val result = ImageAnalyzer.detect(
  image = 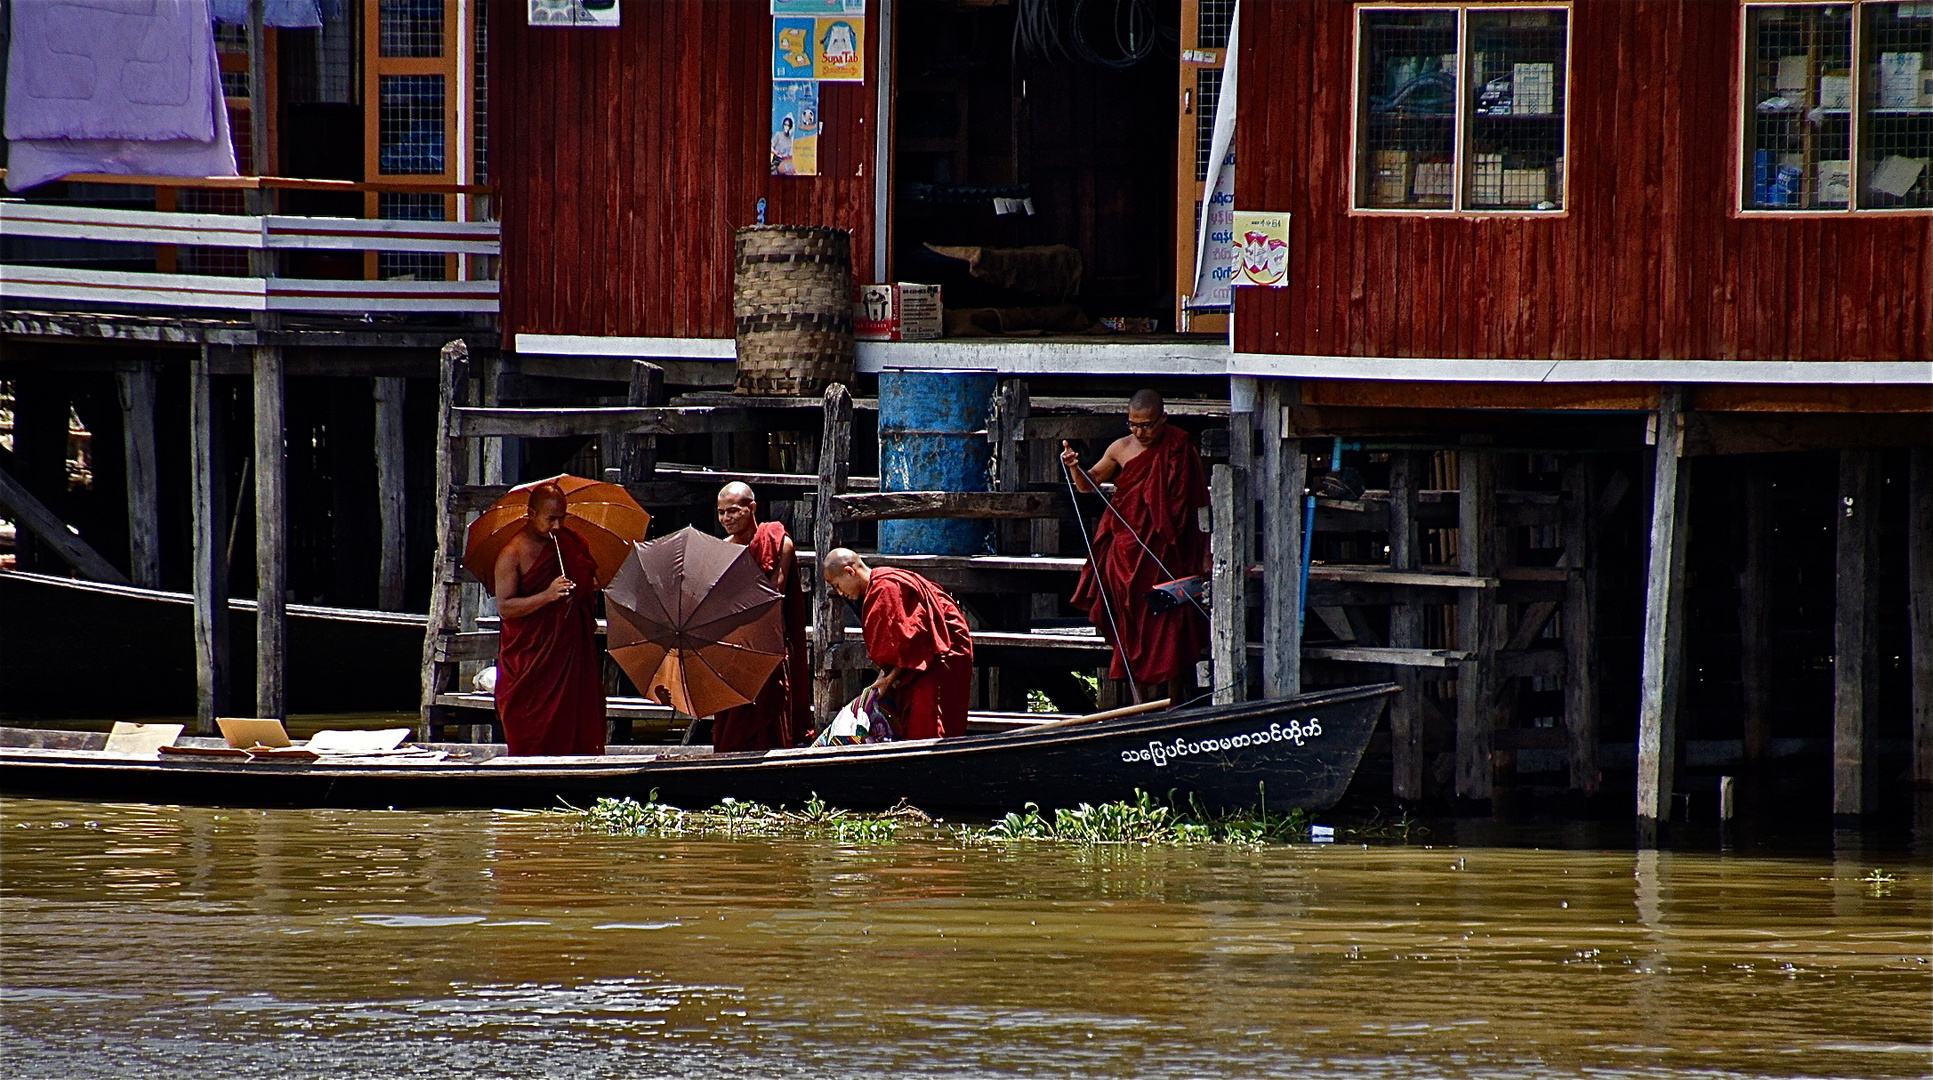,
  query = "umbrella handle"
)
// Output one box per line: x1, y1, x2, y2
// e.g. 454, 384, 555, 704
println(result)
555, 536, 570, 608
